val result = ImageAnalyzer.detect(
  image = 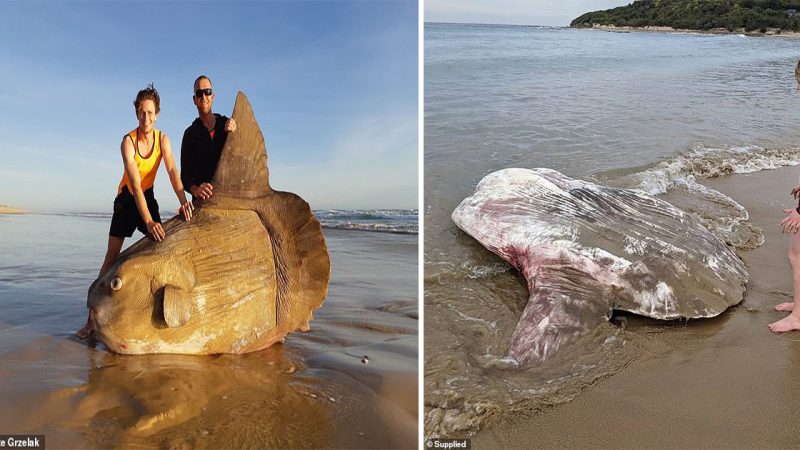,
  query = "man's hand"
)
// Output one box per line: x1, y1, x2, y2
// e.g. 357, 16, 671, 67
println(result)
781, 208, 800, 234
147, 220, 166, 242
225, 118, 237, 133
791, 185, 800, 199
178, 201, 194, 221
191, 182, 214, 200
